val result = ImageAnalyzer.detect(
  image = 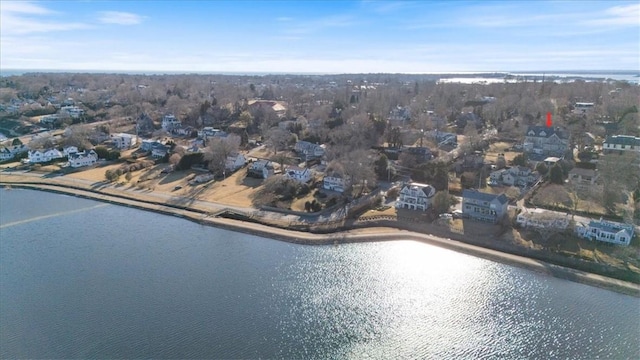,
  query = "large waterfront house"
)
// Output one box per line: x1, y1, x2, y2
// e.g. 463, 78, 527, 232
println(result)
111, 133, 138, 149
247, 160, 275, 179
28, 148, 64, 163
323, 174, 350, 193
68, 150, 98, 168
603, 135, 640, 153
462, 189, 509, 223
284, 166, 312, 183
395, 182, 436, 211
575, 218, 635, 246
523, 125, 570, 158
